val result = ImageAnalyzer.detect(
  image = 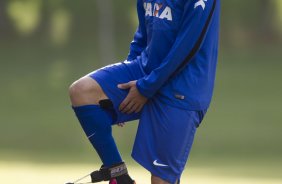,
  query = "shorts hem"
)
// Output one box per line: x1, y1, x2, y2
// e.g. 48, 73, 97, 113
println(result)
131, 152, 179, 184
88, 75, 122, 123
